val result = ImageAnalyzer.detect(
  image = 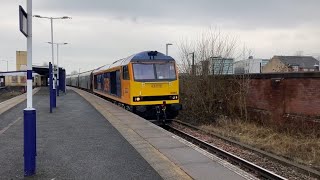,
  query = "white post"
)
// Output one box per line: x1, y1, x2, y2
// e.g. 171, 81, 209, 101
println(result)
50, 17, 55, 90
26, 0, 33, 109
165, 43, 172, 56
166, 45, 168, 56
